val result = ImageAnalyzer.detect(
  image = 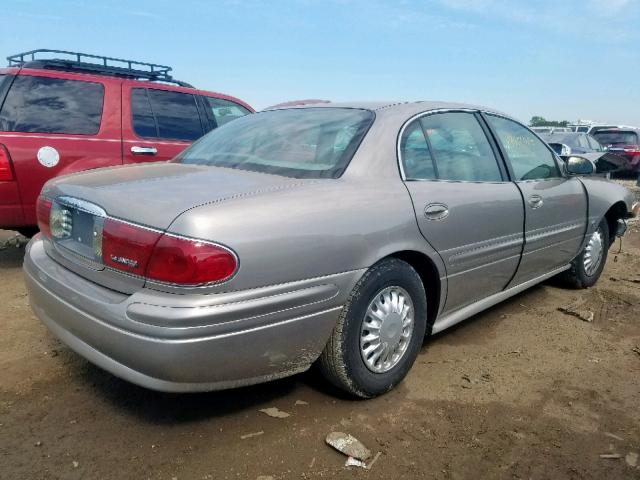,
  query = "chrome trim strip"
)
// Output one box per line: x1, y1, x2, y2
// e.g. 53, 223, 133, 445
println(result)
57, 196, 107, 217
431, 264, 570, 334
